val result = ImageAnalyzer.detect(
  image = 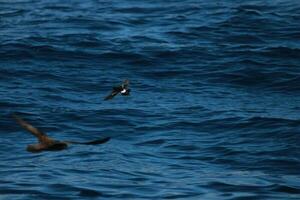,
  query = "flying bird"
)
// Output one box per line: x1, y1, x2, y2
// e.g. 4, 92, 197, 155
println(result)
12, 114, 110, 153
104, 79, 130, 100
